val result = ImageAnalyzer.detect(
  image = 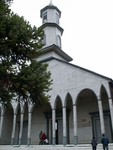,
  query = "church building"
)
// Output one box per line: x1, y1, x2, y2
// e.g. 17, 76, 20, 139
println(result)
0, 1, 113, 146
